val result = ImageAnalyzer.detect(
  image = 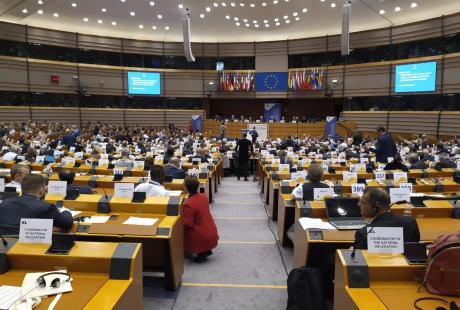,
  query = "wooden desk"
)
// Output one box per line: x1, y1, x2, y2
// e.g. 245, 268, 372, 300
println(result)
334, 250, 460, 310
0, 241, 142, 310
